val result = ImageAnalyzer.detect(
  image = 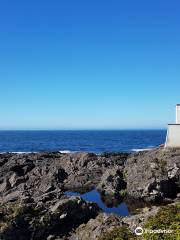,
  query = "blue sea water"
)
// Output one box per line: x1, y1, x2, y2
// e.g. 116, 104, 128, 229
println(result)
0, 130, 166, 153
65, 189, 129, 216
